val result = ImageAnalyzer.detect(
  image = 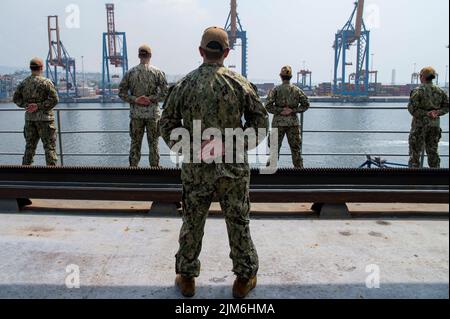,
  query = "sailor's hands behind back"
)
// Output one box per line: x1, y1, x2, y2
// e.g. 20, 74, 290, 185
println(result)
427, 110, 440, 119
136, 96, 152, 106
26, 103, 38, 113
281, 107, 294, 116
